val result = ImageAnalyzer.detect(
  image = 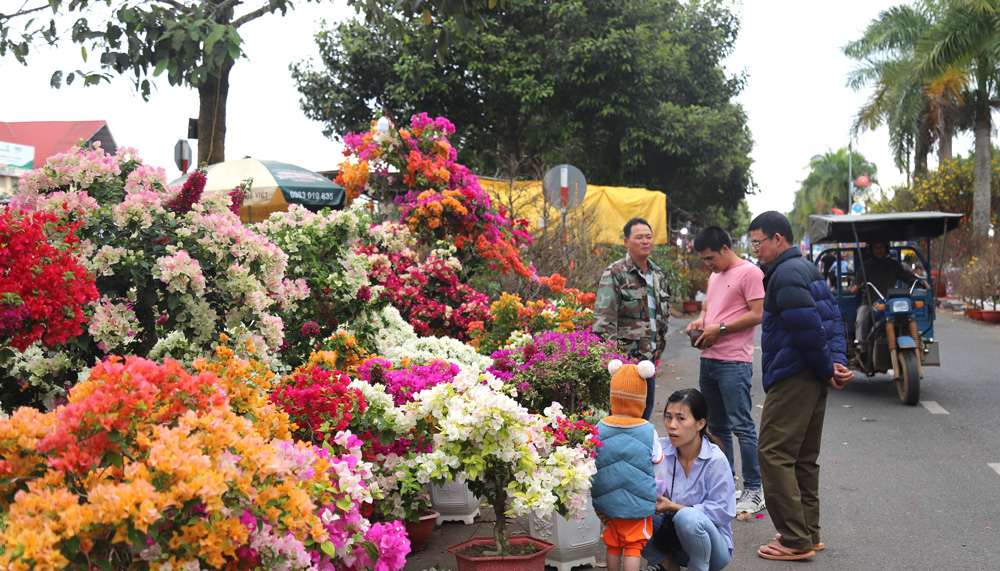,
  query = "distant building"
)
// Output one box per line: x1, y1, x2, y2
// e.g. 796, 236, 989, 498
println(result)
0, 121, 117, 198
